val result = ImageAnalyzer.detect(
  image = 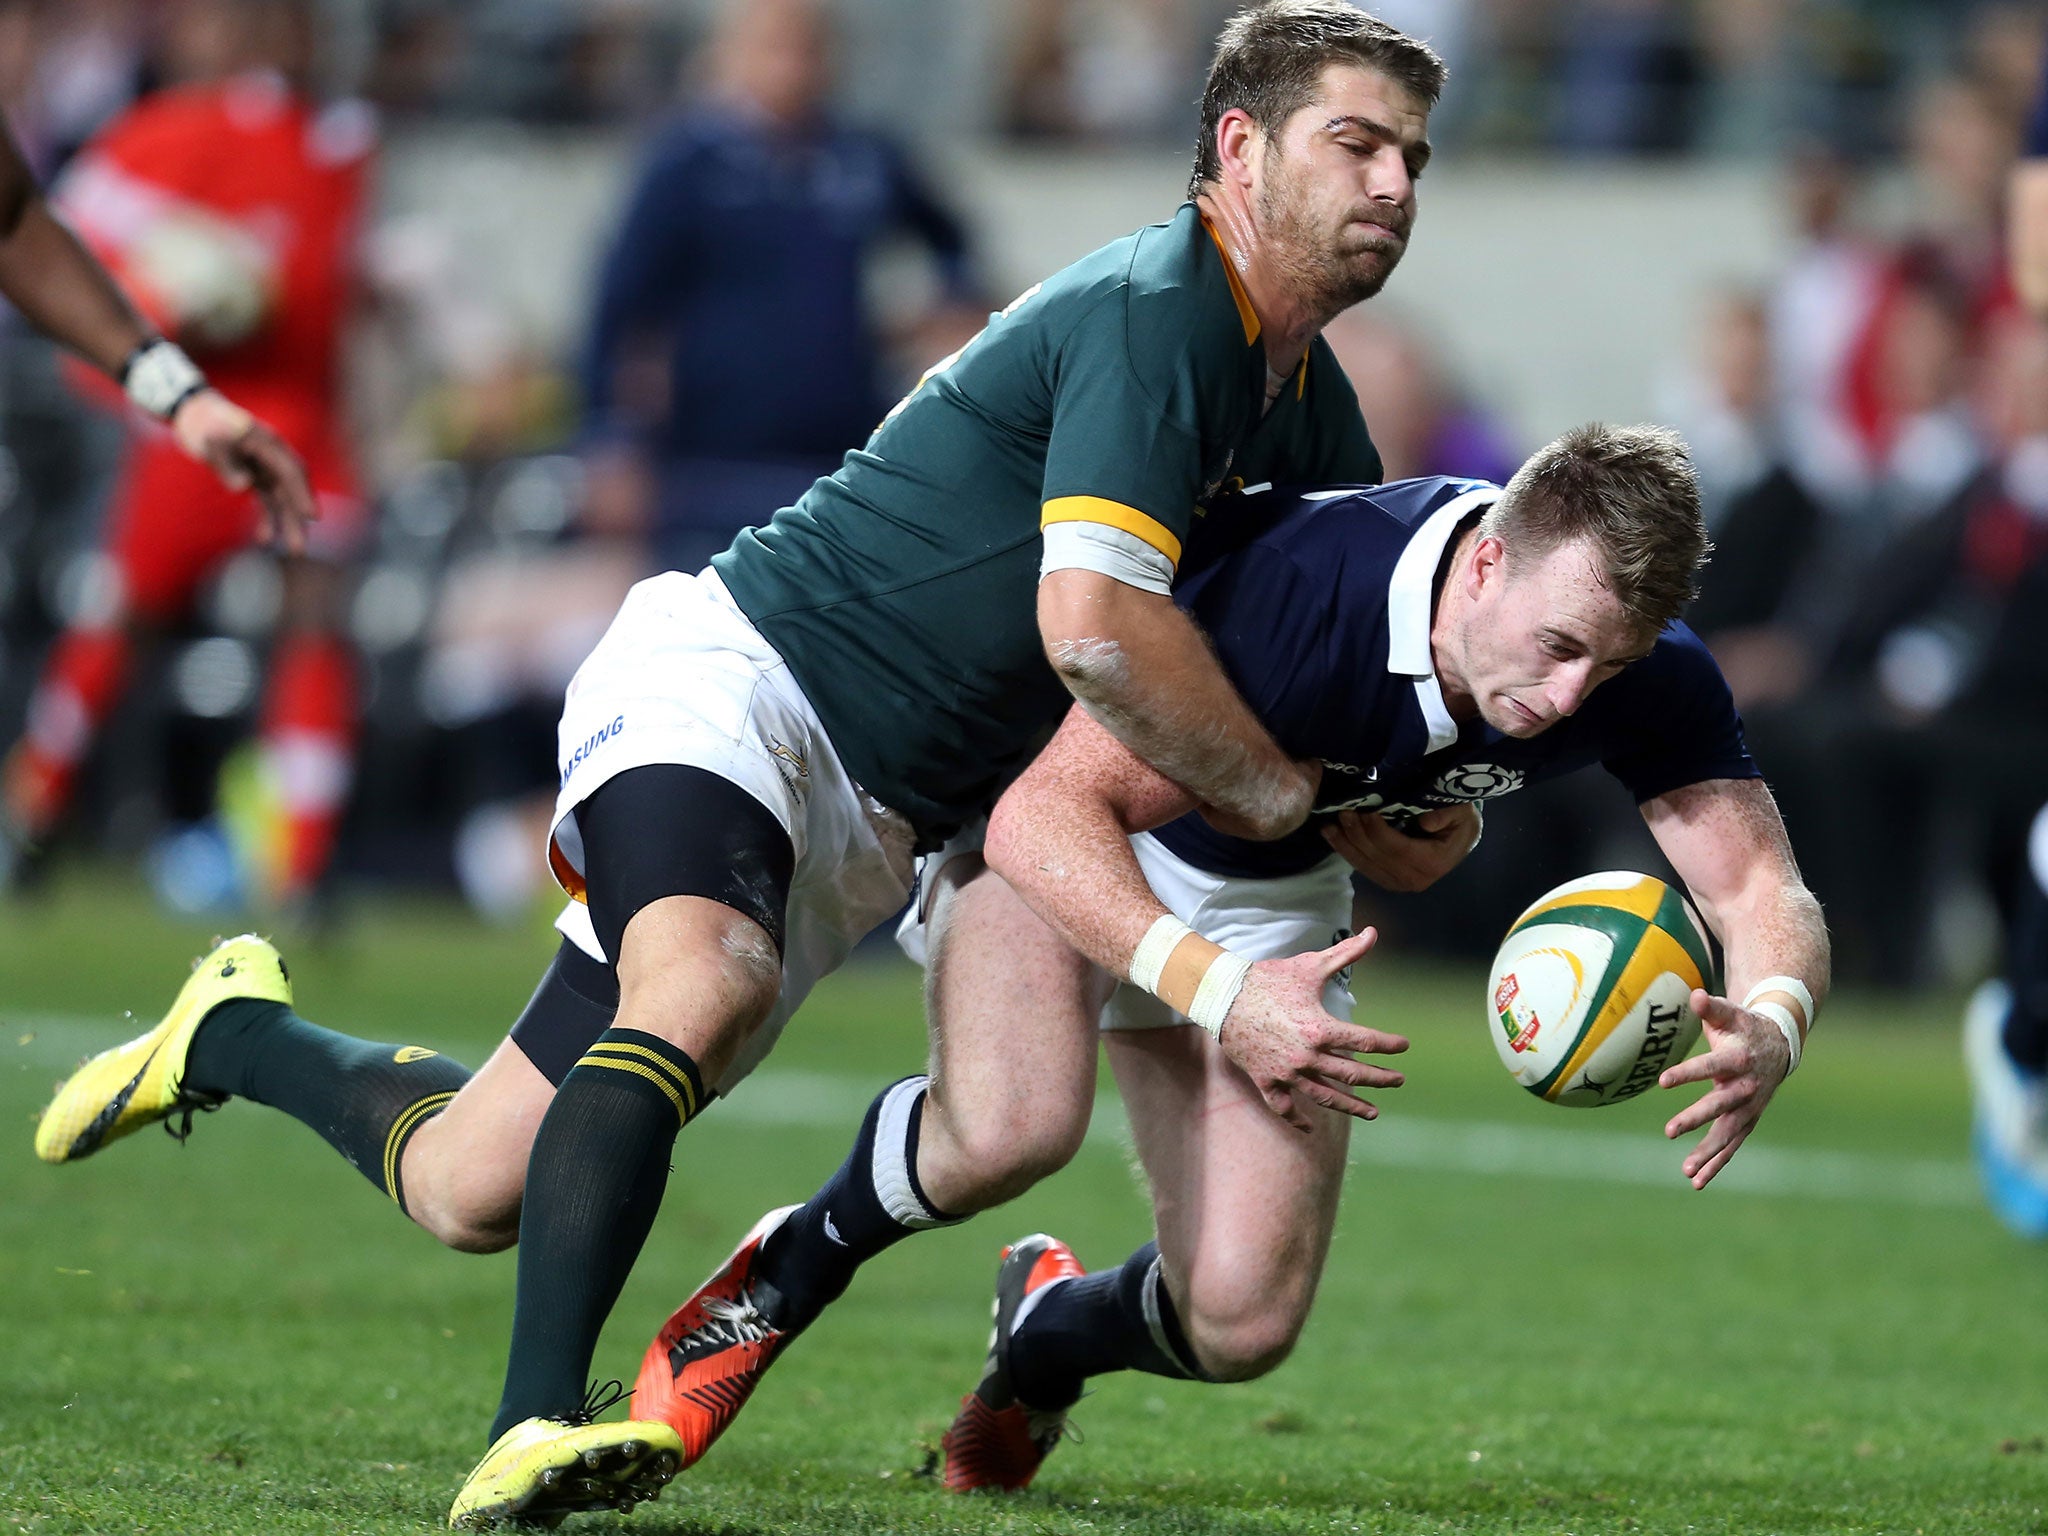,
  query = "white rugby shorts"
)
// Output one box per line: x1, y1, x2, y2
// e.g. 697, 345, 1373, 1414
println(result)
897, 825, 1356, 1029
549, 567, 916, 1092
